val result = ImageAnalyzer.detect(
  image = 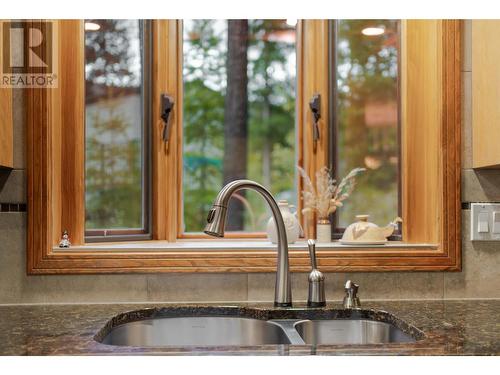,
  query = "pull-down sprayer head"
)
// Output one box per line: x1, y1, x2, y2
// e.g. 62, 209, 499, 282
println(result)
204, 205, 228, 237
